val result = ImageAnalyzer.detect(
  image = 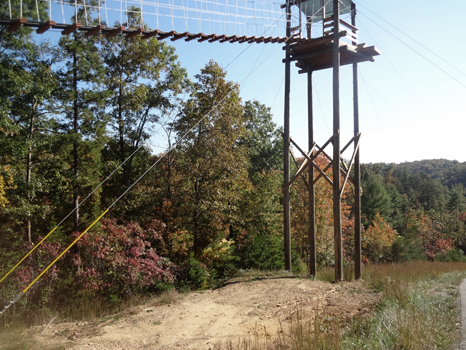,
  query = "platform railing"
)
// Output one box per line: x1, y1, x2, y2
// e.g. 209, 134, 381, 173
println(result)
322, 17, 358, 44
